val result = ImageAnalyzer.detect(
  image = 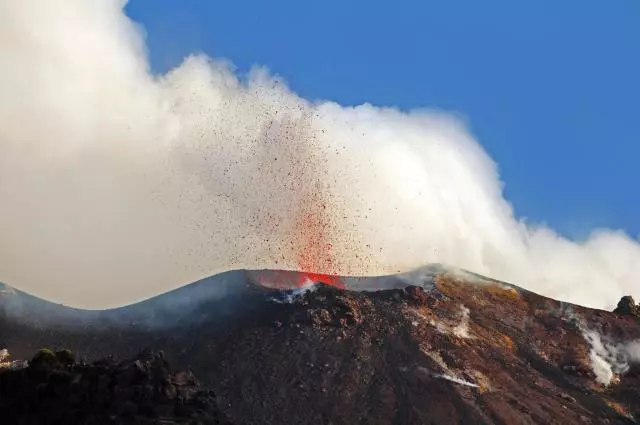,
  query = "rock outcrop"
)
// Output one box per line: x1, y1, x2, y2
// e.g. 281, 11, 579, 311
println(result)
614, 296, 640, 317
0, 348, 232, 425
